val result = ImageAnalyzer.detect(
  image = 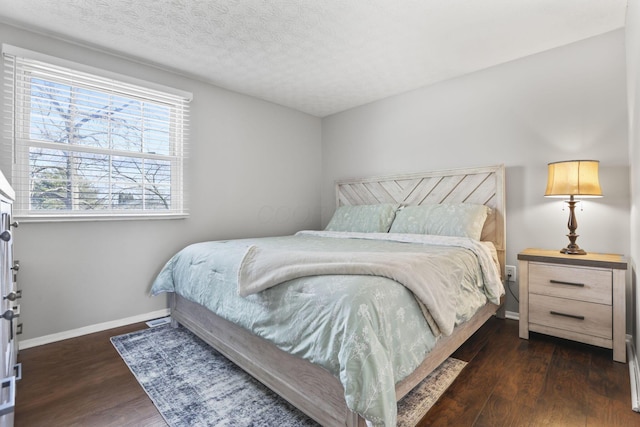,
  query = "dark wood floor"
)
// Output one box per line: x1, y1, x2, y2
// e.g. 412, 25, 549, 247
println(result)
15, 318, 638, 426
